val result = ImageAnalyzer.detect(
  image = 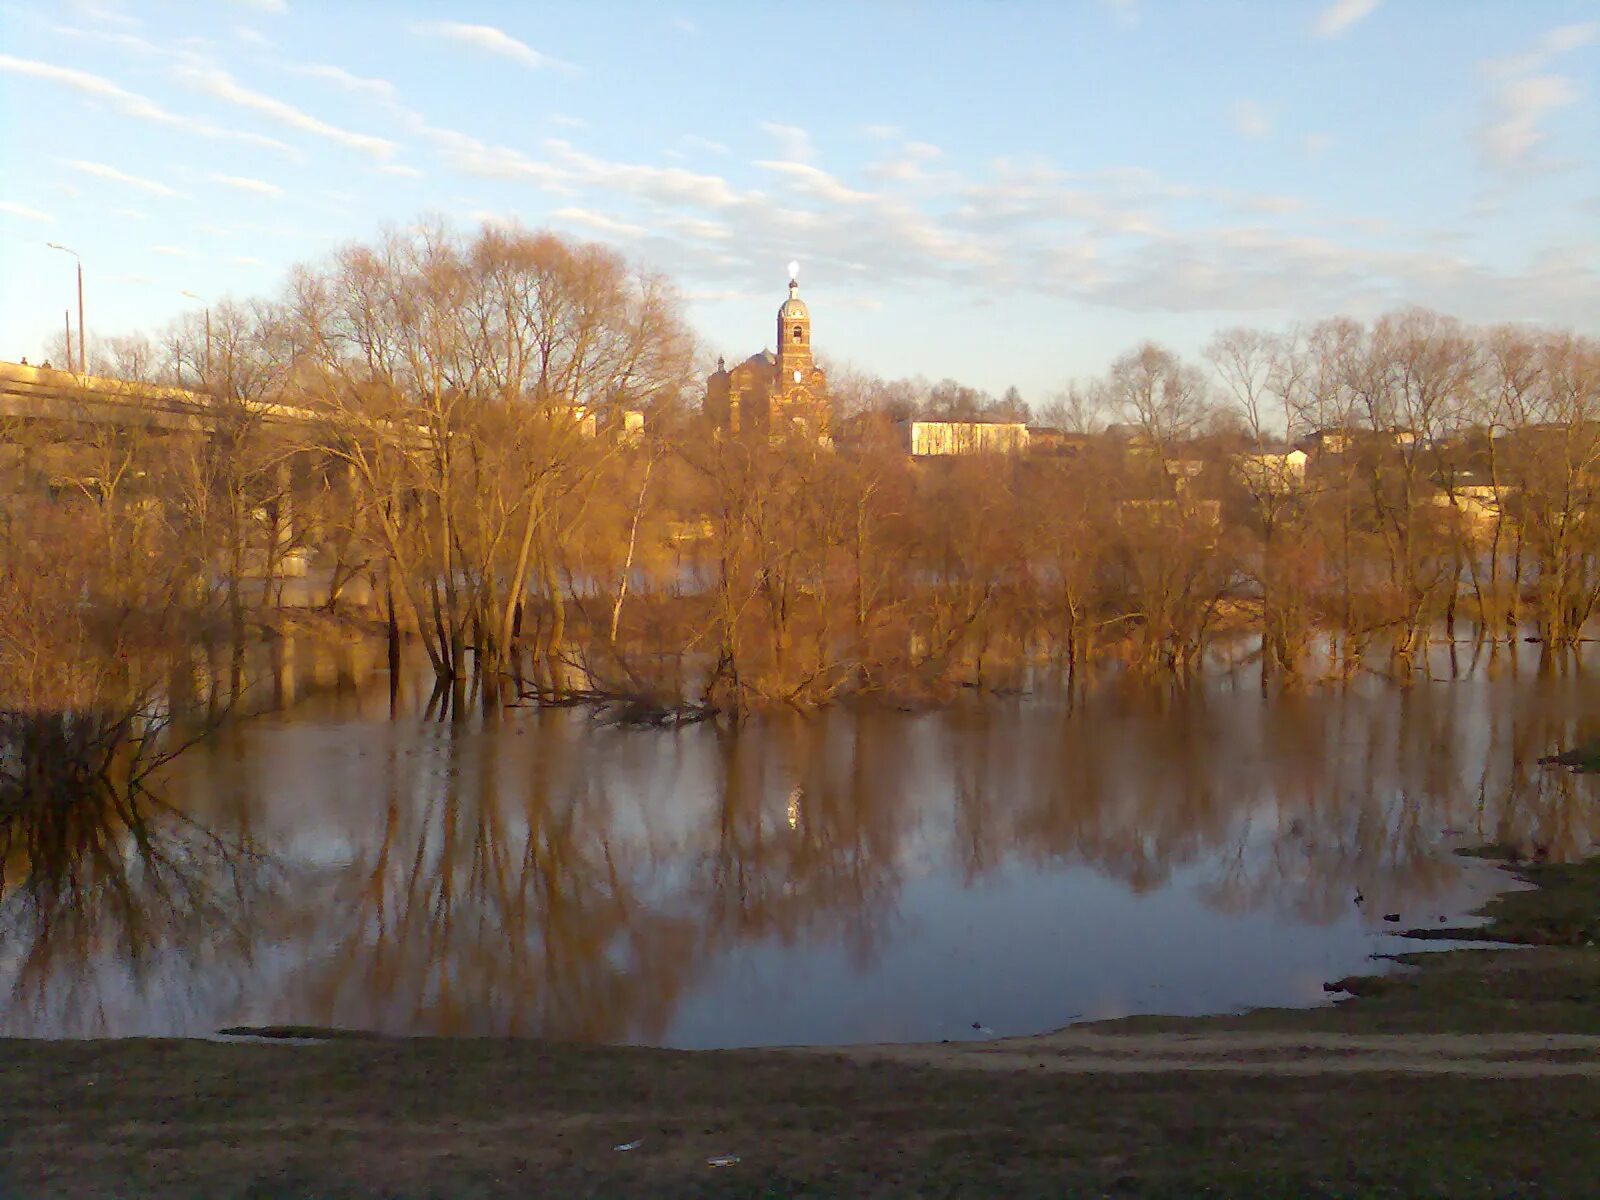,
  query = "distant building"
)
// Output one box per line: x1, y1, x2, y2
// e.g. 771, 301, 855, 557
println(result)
1026, 426, 1089, 456
895, 420, 1030, 457
705, 272, 830, 440
1234, 448, 1309, 493
1300, 428, 1353, 455
1430, 481, 1515, 532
